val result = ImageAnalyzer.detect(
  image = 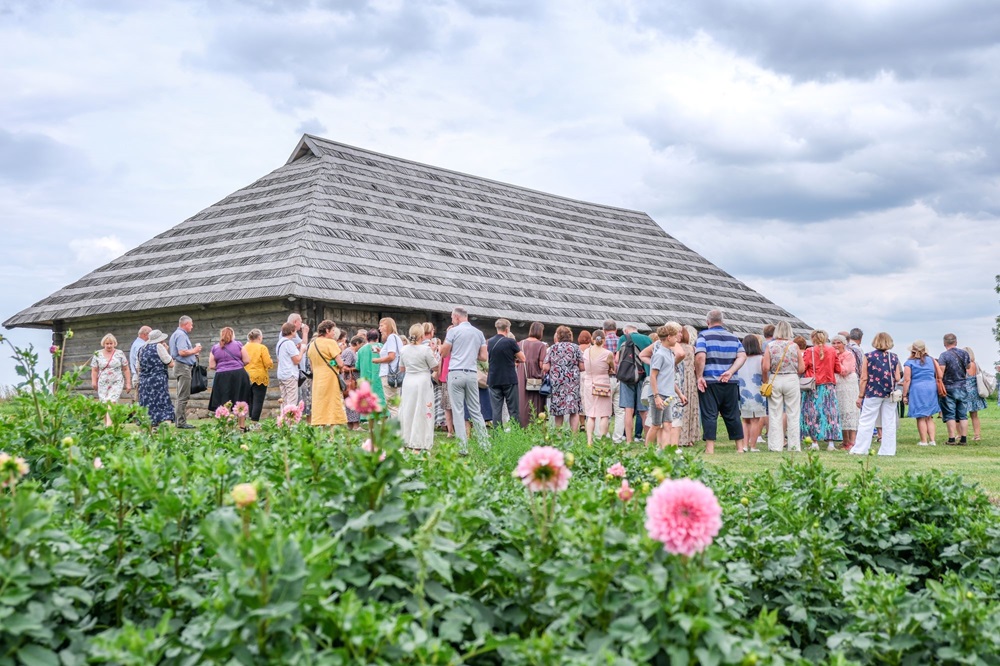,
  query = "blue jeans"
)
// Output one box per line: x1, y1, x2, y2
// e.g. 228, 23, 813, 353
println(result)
940, 385, 968, 422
